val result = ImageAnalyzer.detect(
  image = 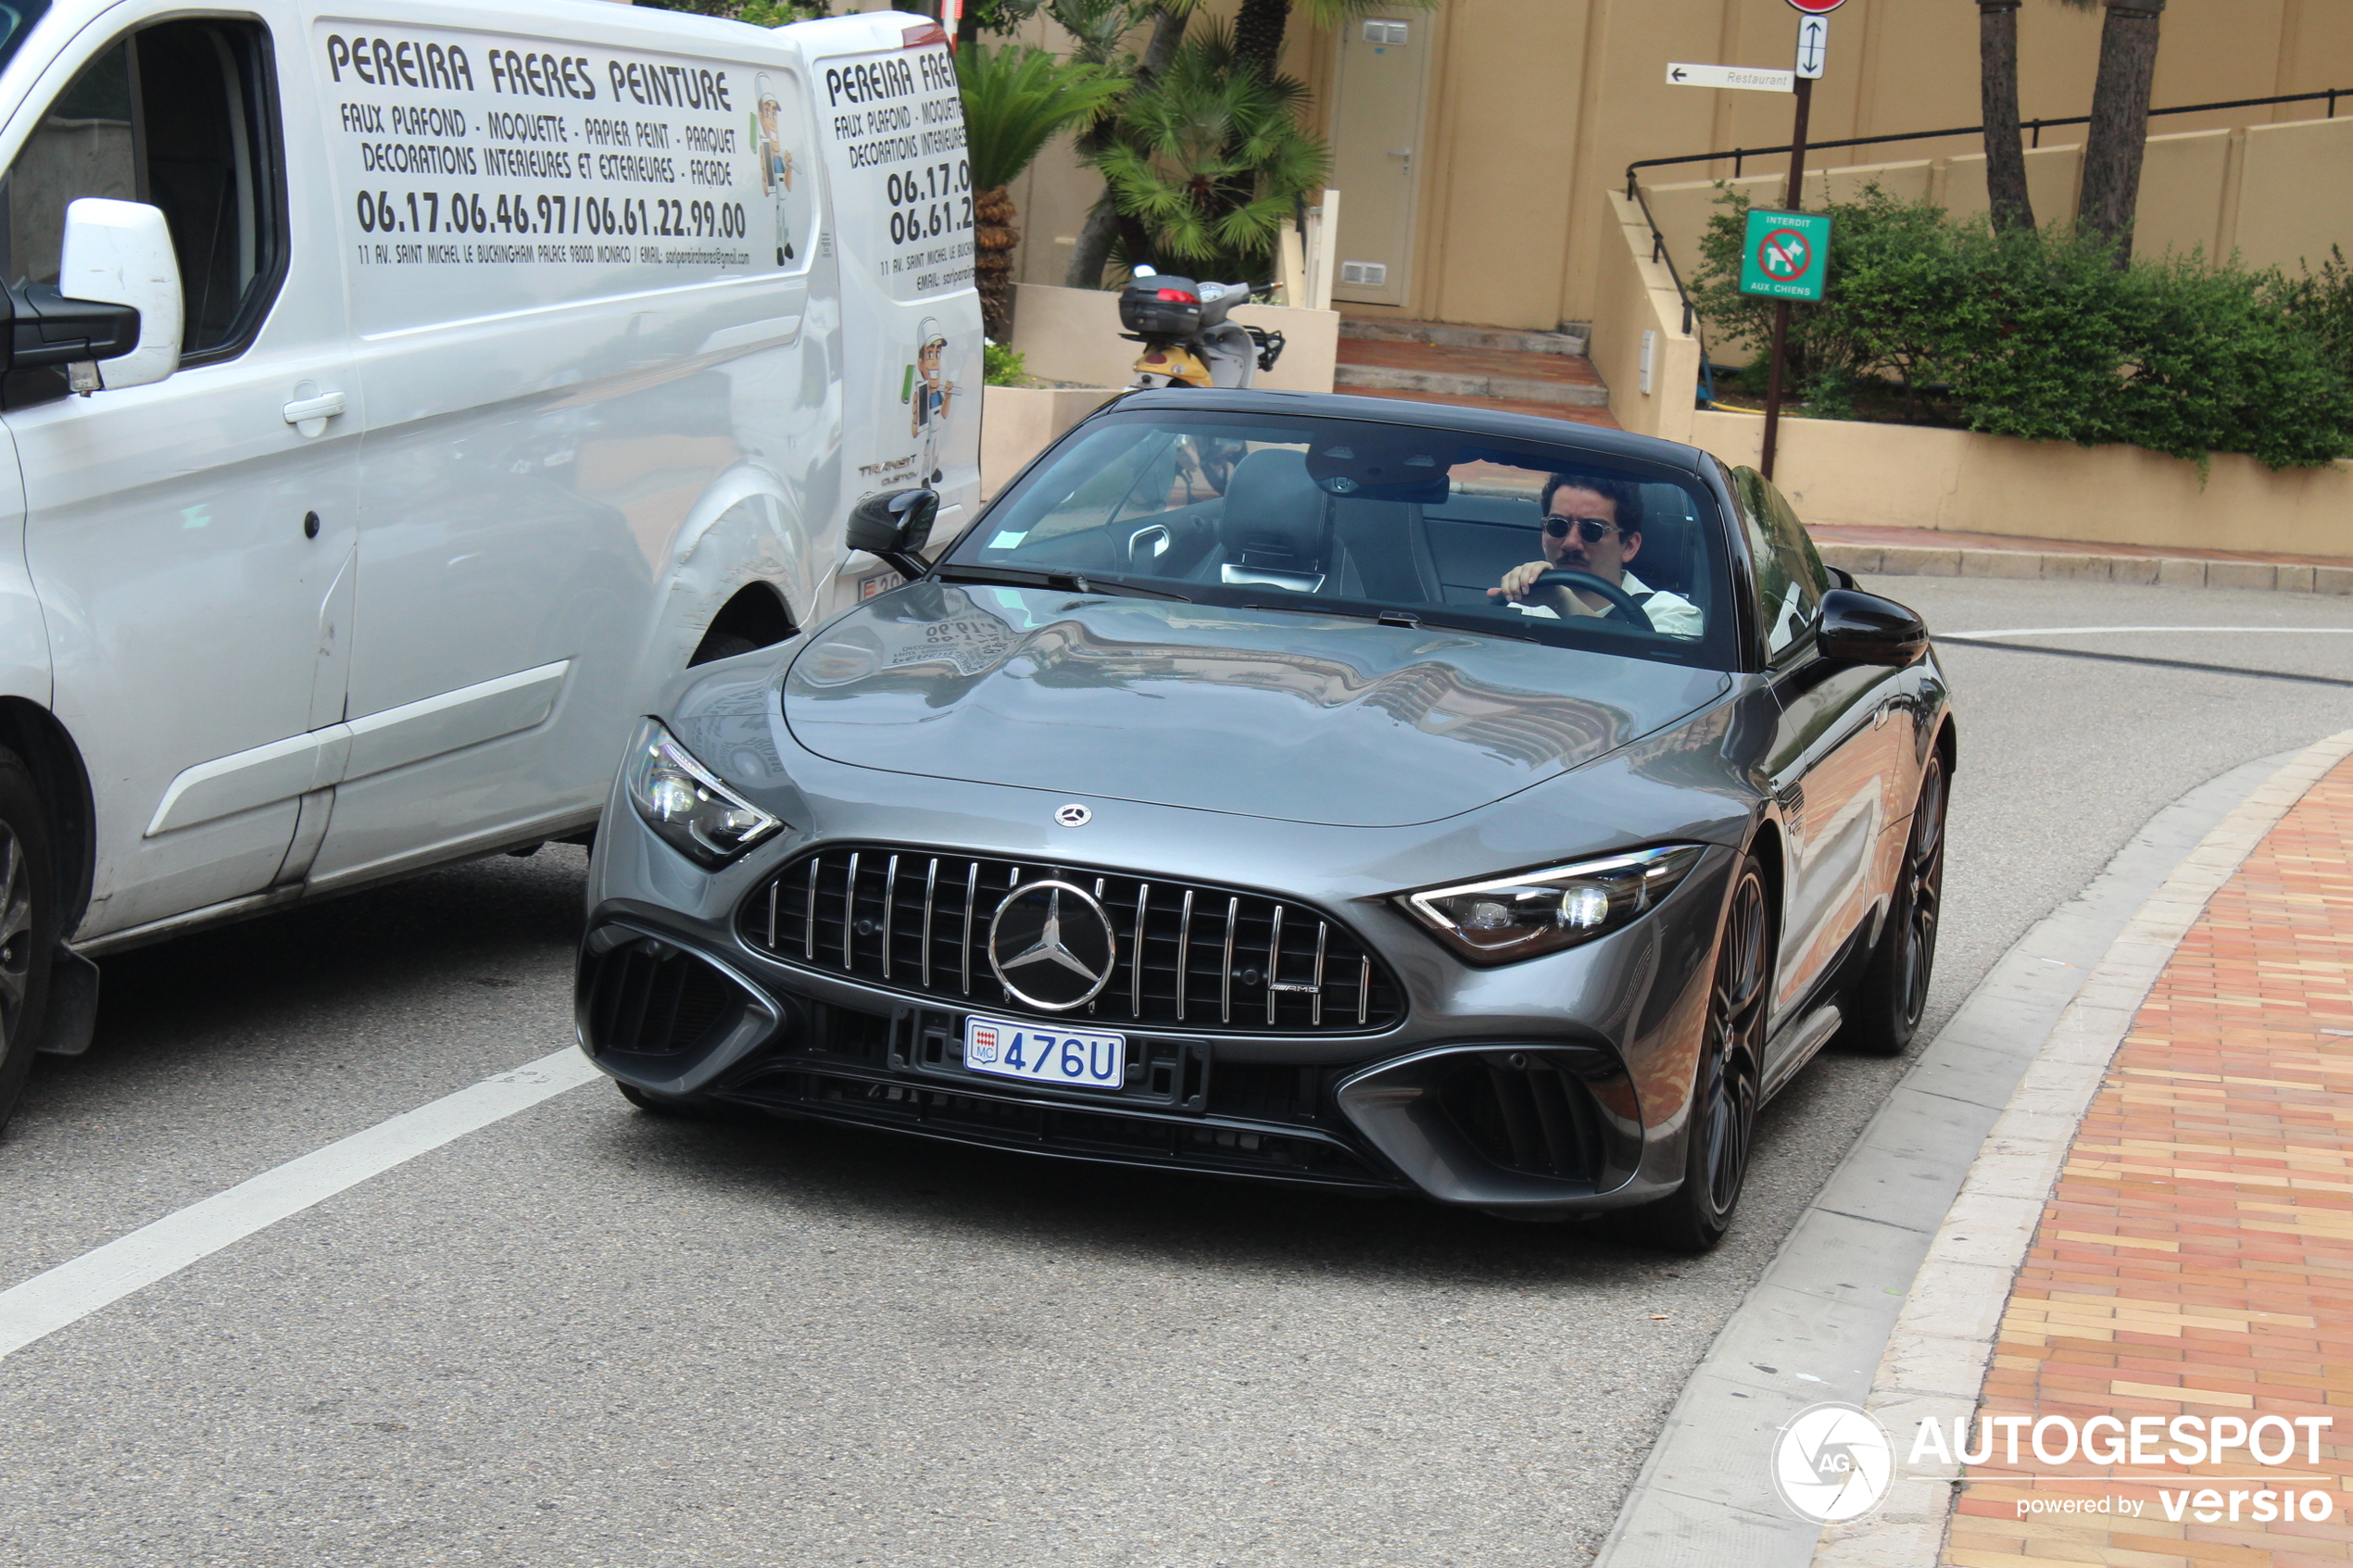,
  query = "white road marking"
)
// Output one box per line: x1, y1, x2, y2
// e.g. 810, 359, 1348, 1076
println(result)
1949, 625, 2353, 639
0, 1047, 600, 1362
